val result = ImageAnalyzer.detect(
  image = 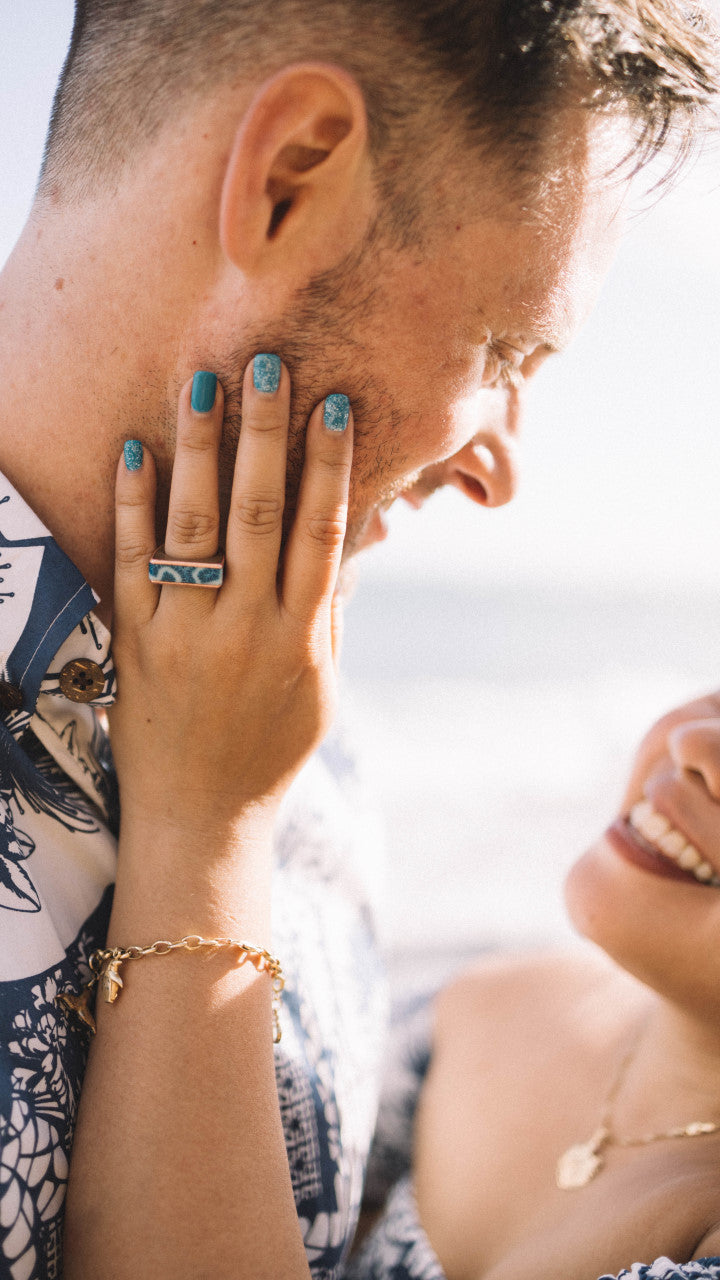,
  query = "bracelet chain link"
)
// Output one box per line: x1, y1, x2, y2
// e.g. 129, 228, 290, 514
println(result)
56, 934, 285, 1042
